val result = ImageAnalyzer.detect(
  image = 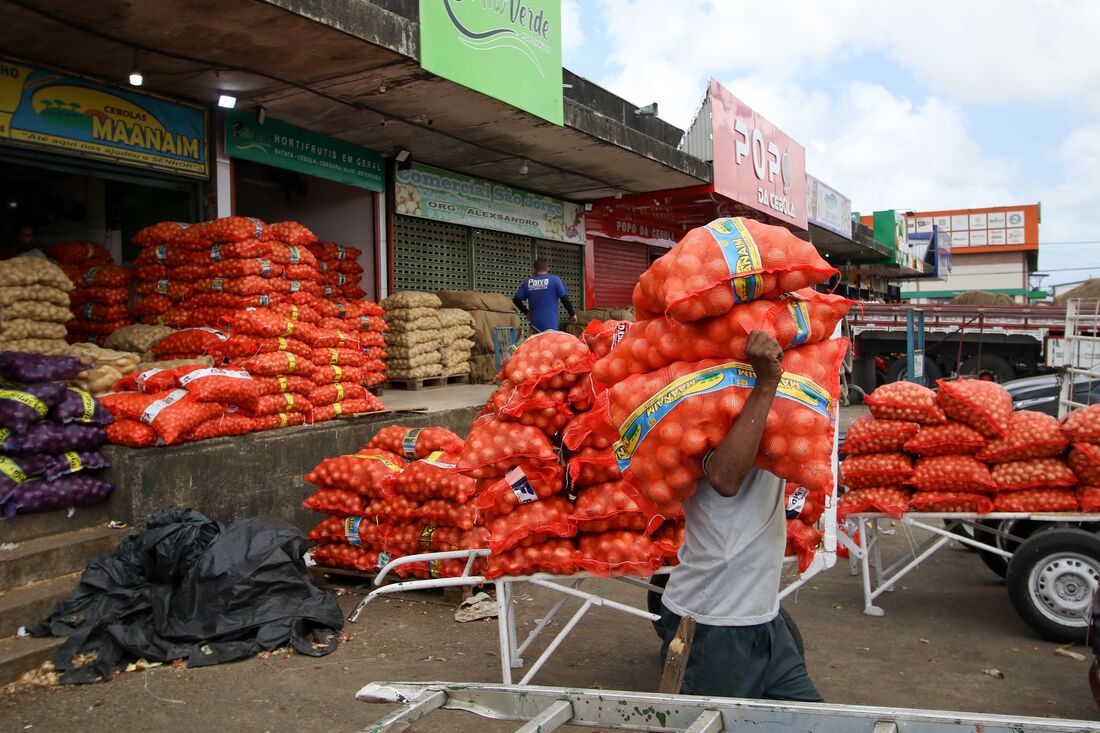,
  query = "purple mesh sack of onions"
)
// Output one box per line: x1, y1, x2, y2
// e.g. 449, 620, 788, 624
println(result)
0, 352, 89, 383
50, 388, 114, 426
0, 476, 114, 519
0, 423, 106, 455
41, 451, 111, 481
0, 382, 67, 432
